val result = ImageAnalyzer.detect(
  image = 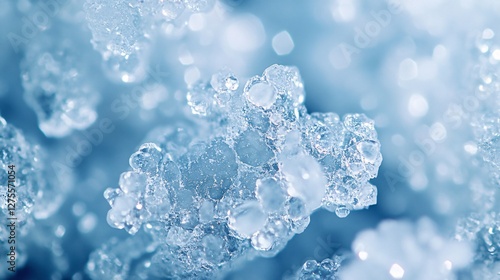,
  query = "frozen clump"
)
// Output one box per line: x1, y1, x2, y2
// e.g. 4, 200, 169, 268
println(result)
21, 25, 99, 137
0, 116, 68, 277
341, 218, 473, 280
98, 65, 382, 279
291, 255, 343, 280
